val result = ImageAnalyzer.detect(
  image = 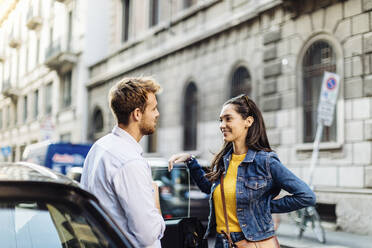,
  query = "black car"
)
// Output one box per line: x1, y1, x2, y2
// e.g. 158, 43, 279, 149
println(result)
0, 162, 134, 248
147, 157, 210, 223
